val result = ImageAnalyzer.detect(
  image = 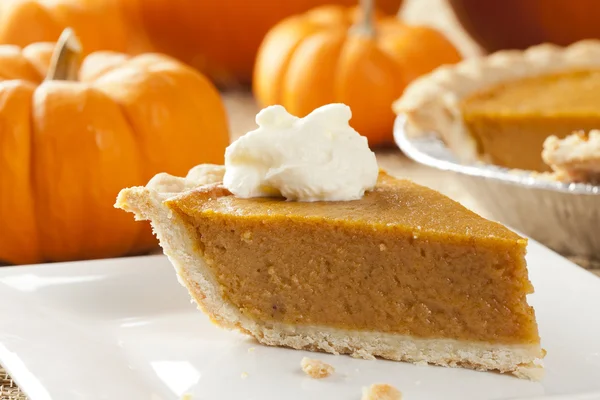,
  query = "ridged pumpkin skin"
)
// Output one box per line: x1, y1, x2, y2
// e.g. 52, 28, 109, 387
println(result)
0, 0, 134, 55
0, 42, 229, 264
253, 5, 461, 146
